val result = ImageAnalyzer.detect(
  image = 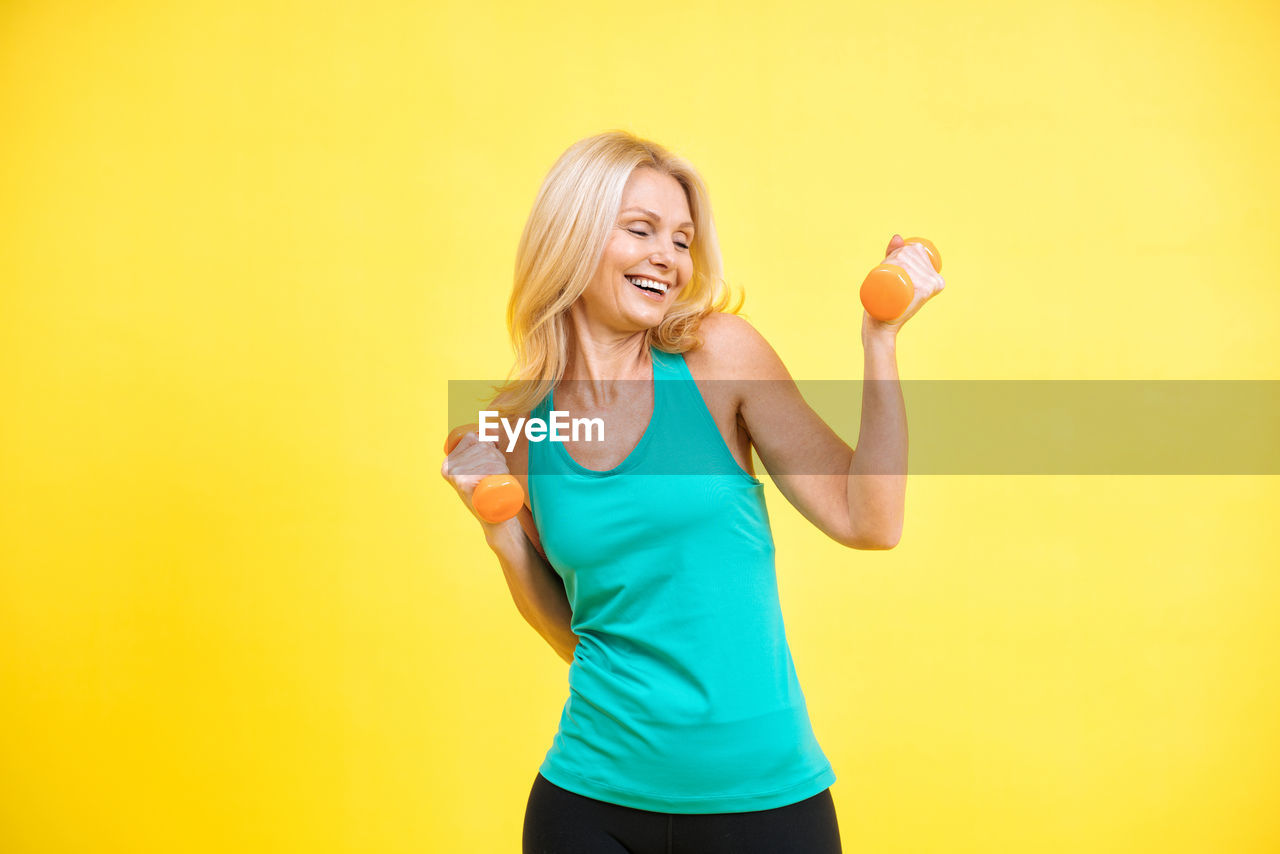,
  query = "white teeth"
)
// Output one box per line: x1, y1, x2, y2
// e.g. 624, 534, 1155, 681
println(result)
626, 276, 668, 294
